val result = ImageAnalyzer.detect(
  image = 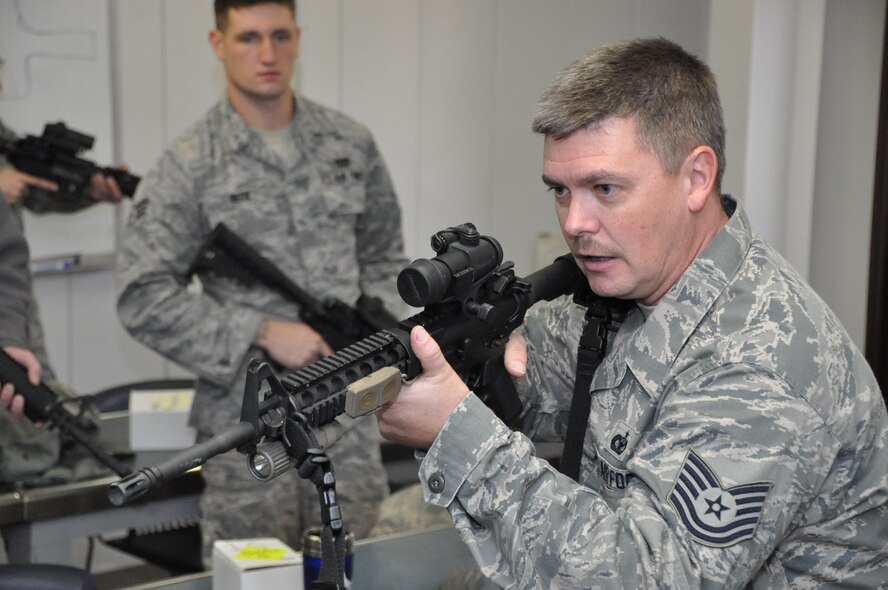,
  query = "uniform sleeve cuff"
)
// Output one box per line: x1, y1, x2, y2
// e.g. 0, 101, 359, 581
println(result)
418, 393, 511, 507
213, 307, 266, 384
